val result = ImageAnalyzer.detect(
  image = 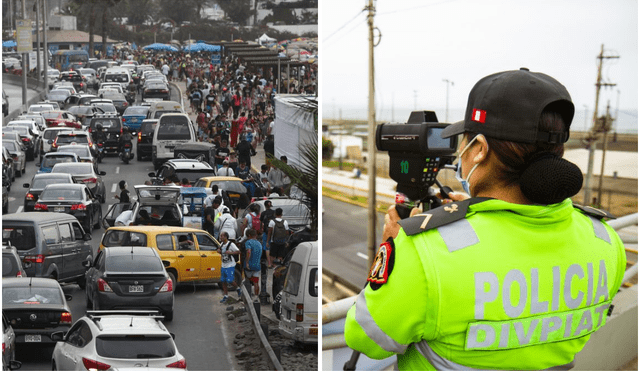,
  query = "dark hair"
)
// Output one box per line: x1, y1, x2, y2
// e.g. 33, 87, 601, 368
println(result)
211, 184, 219, 193
247, 228, 257, 238
480, 109, 582, 204
275, 207, 283, 216
265, 200, 272, 208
